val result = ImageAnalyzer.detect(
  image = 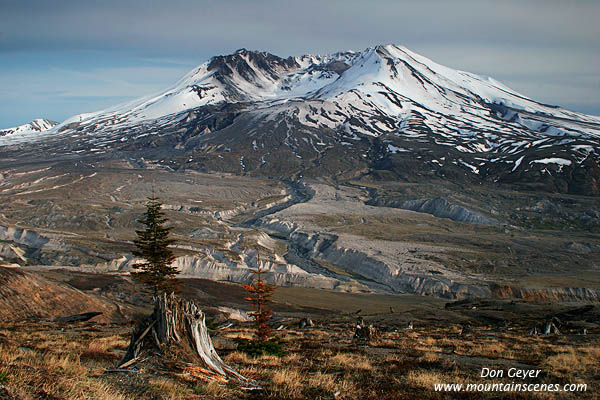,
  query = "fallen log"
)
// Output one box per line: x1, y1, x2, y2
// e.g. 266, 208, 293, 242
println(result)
52, 312, 103, 323
105, 368, 139, 373
134, 320, 156, 347
216, 322, 234, 330
118, 357, 139, 369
